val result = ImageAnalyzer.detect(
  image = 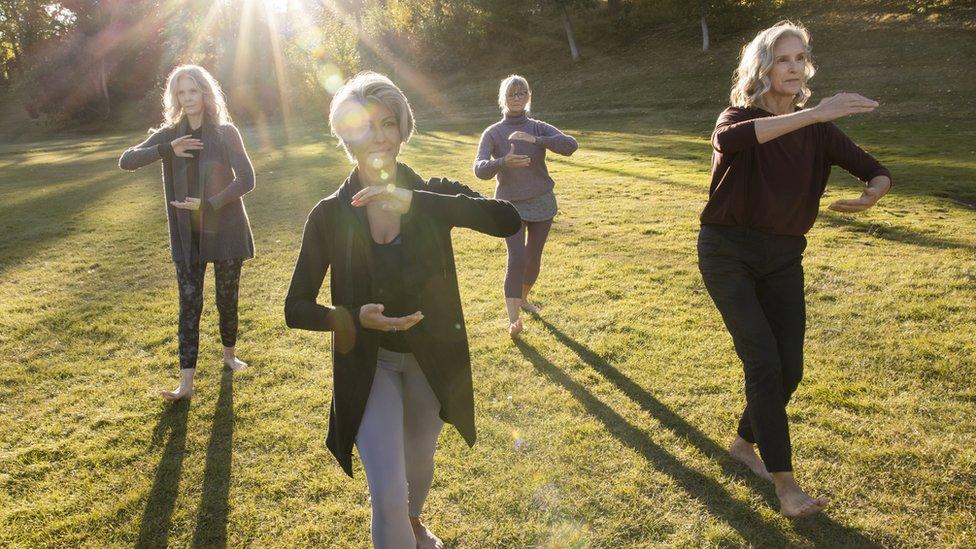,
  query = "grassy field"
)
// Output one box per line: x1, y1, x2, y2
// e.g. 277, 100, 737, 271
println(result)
2, 6, 975, 548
